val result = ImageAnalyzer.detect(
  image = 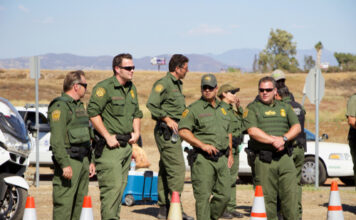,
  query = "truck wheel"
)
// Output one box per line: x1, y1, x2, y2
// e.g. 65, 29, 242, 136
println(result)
301, 156, 327, 185
124, 194, 135, 206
